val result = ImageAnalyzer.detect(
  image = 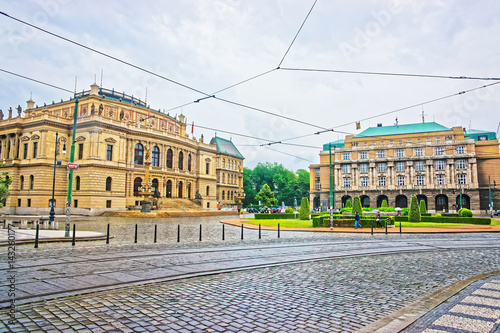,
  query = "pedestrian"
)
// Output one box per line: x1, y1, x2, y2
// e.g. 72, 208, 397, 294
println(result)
376, 211, 382, 229
355, 211, 362, 229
